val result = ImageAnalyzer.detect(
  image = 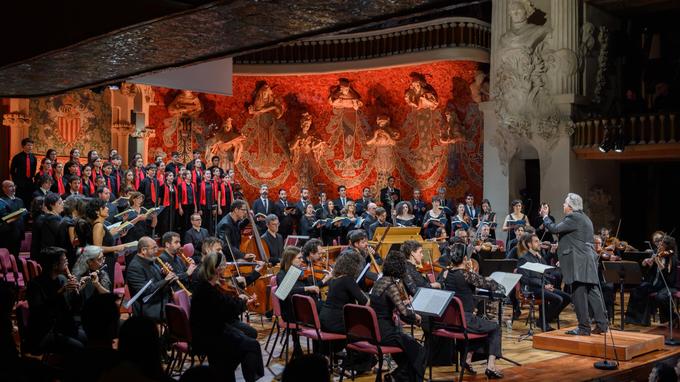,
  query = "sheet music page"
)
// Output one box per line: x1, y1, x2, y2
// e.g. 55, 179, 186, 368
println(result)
489, 272, 522, 297
411, 288, 455, 317
274, 266, 304, 301
519, 262, 554, 274
125, 279, 154, 309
